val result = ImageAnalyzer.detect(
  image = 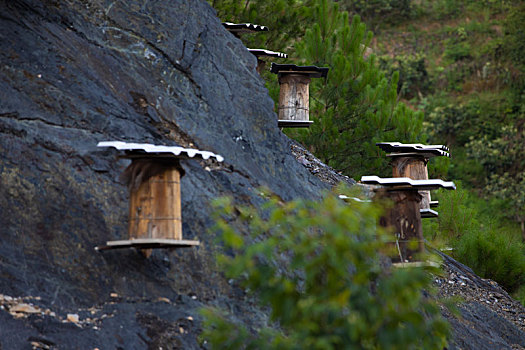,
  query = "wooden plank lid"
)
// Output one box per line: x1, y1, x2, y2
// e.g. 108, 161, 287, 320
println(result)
270, 63, 329, 78
277, 120, 313, 128
222, 22, 269, 34
420, 208, 439, 218
376, 142, 450, 157
95, 238, 199, 251
377, 142, 449, 152
97, 141, 224, 162
248, 49, 288, 58
360, 176, 456, 190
